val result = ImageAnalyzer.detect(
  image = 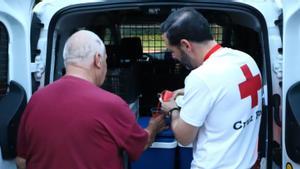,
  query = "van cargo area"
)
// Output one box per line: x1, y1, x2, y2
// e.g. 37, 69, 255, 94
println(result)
49, 3, 267, 115
4, 0, 300, 169
46, 2, 270, 166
